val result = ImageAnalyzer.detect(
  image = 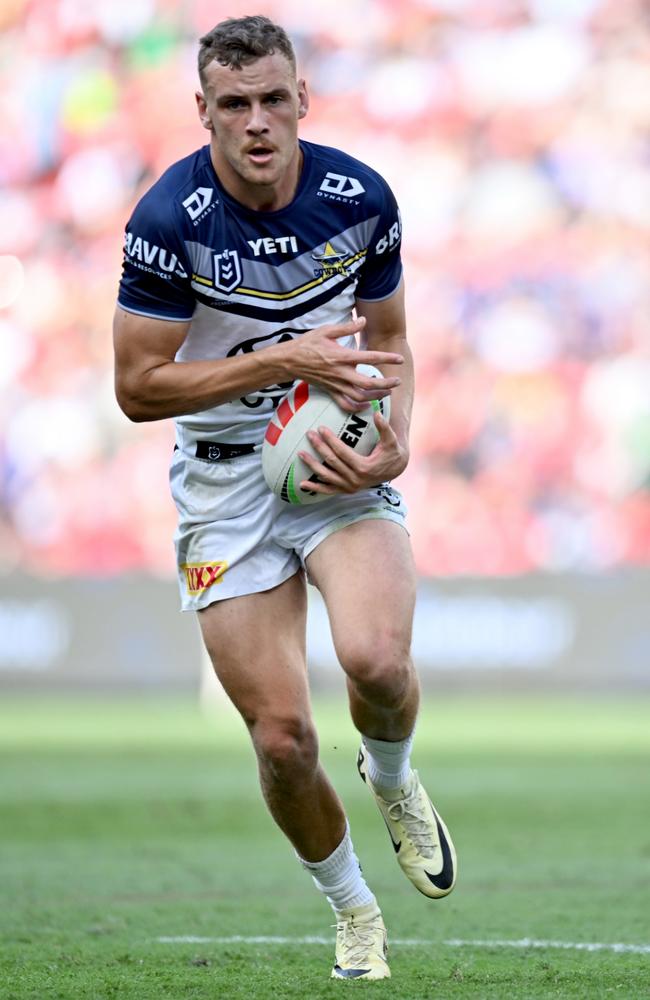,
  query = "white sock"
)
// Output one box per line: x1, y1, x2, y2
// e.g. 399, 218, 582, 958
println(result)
362, 732, 414, 791
298, 823, 376, 914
